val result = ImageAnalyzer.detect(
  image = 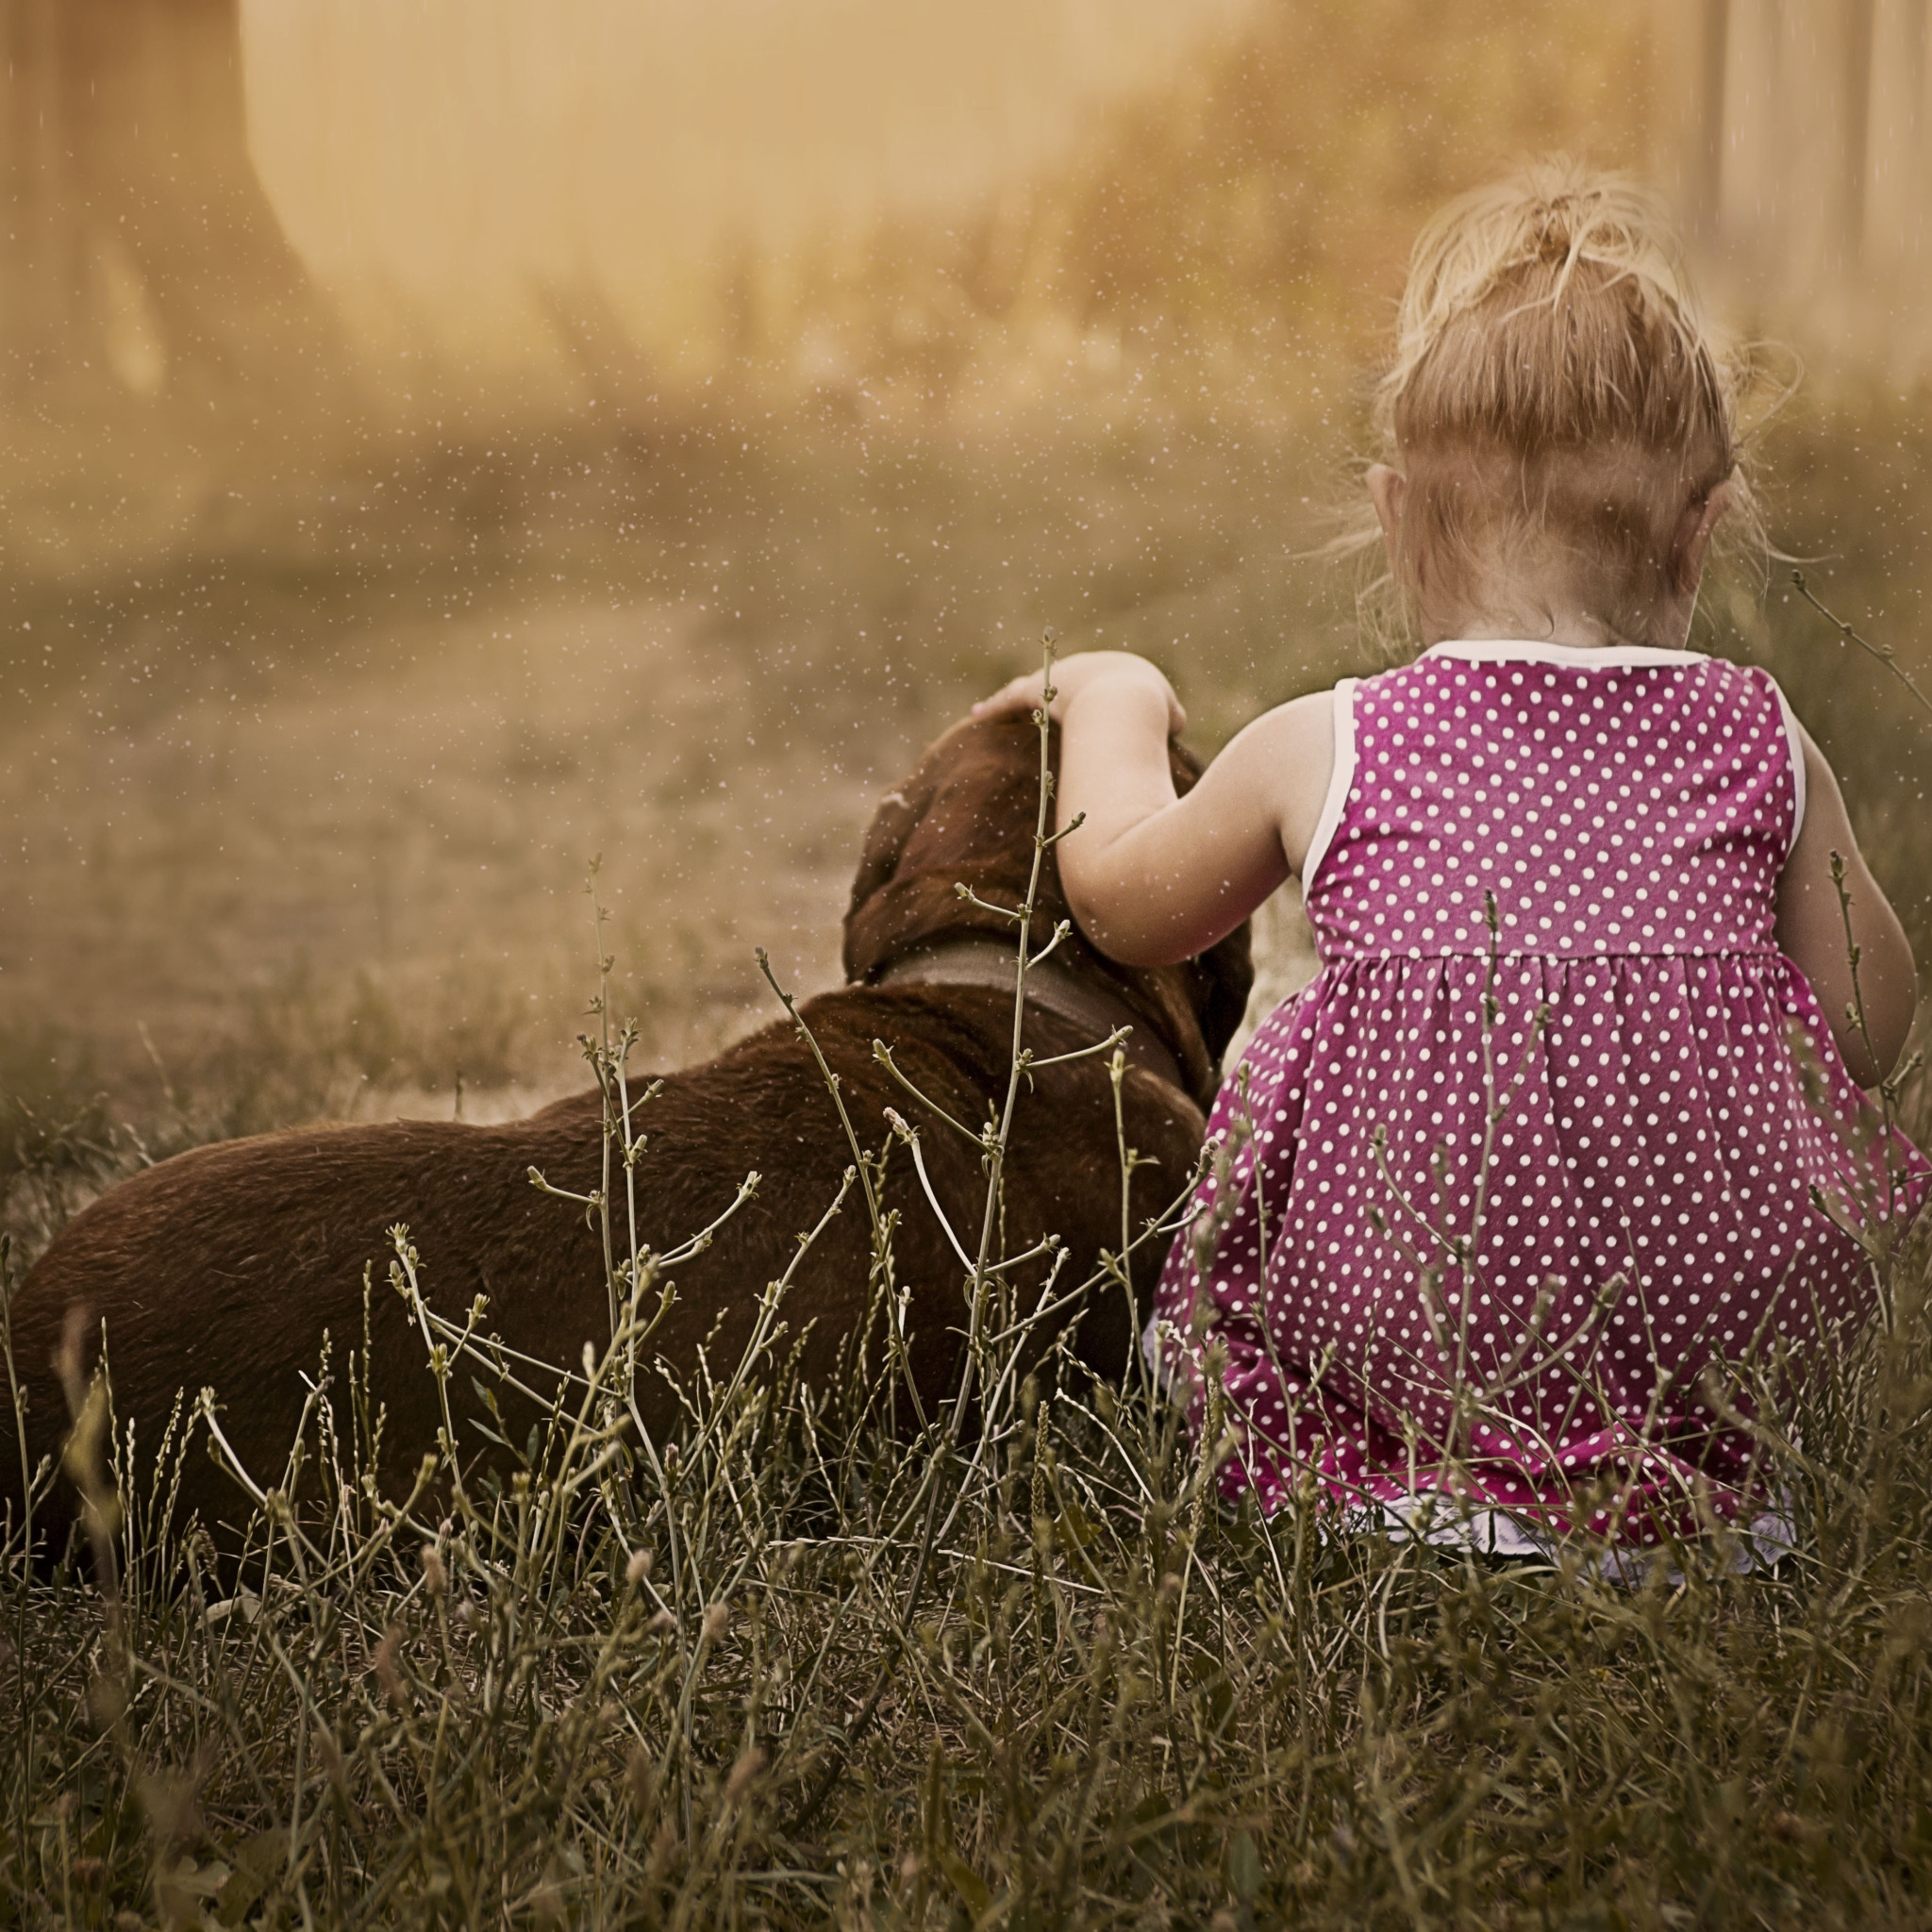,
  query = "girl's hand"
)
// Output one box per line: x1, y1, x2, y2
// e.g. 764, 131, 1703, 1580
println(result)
973, 650, 1186, 735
